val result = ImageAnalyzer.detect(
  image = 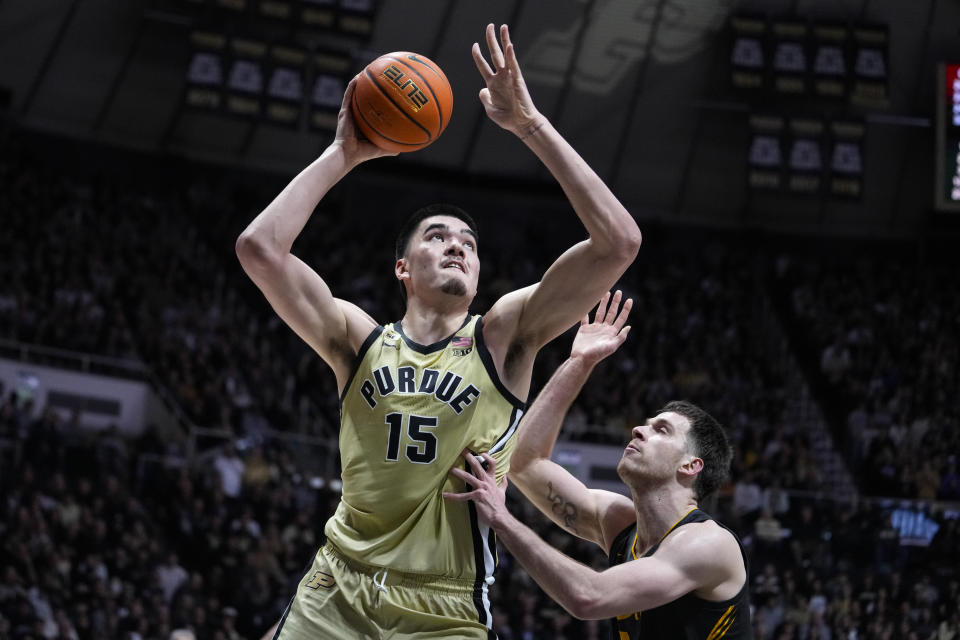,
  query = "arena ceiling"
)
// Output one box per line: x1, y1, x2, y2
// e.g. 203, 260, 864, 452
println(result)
1, 0, 959, 235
